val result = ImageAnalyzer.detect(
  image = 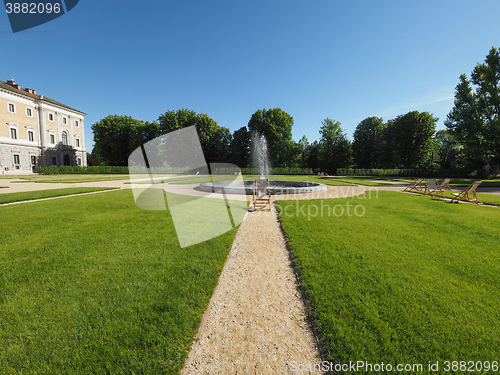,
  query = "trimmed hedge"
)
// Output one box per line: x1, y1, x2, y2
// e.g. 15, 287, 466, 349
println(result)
38, 166, 129, 175
337, 168, 493, 179
240, 167, 314, 175
38, 165, 315, 176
